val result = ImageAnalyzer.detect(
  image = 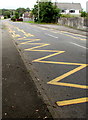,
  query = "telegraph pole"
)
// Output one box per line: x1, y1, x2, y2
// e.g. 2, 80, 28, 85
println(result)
38, 0, 40, 23
55, 0, 57, 6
